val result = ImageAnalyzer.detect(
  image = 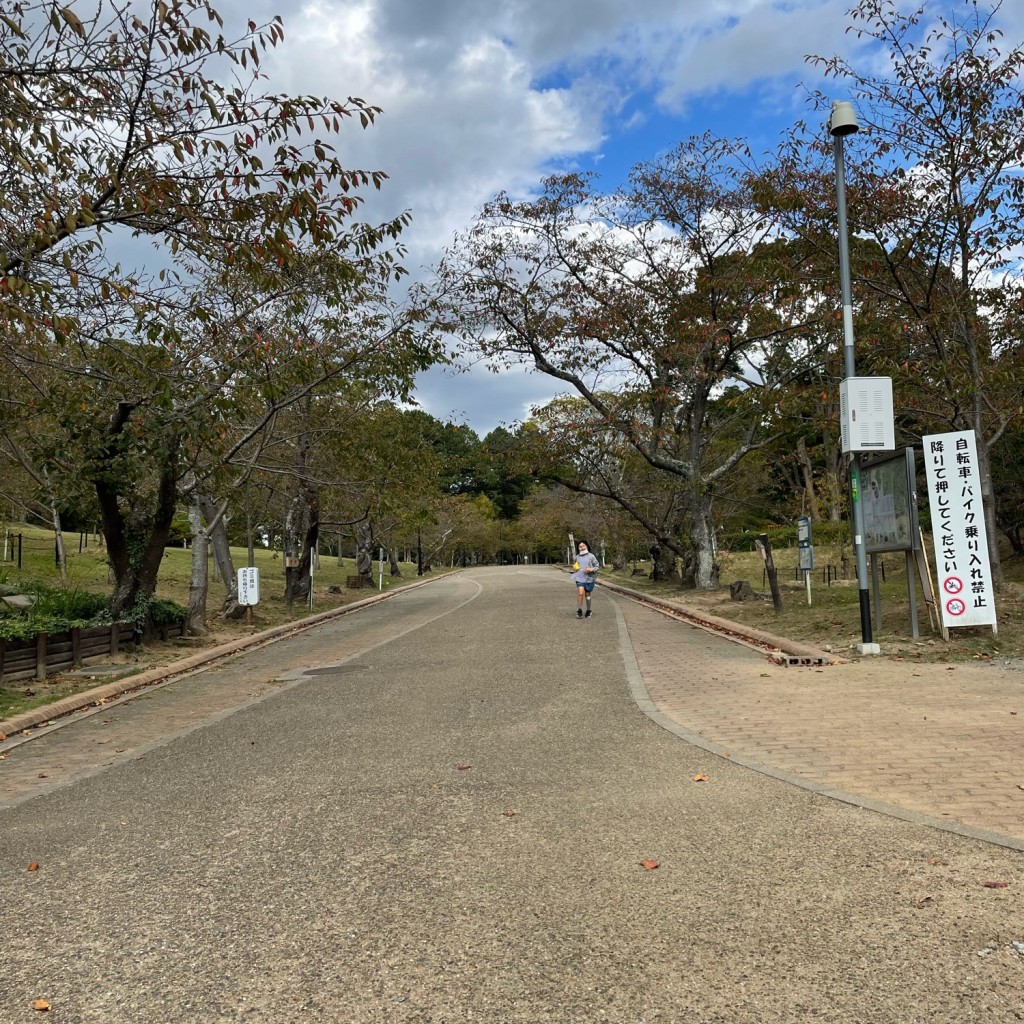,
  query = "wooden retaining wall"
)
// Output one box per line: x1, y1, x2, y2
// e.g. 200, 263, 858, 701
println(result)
0, 621, 185, 684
